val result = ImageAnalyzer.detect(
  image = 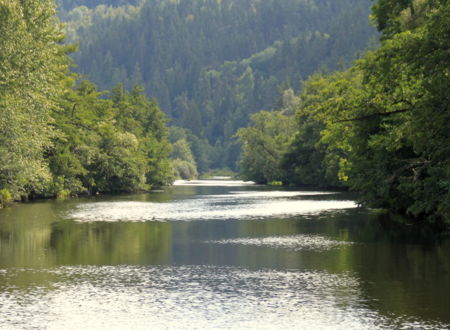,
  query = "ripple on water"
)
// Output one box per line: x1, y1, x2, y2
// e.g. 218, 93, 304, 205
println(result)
0, 266, 445, 330
206, 234, 353, 251
68, 189, 357, 222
